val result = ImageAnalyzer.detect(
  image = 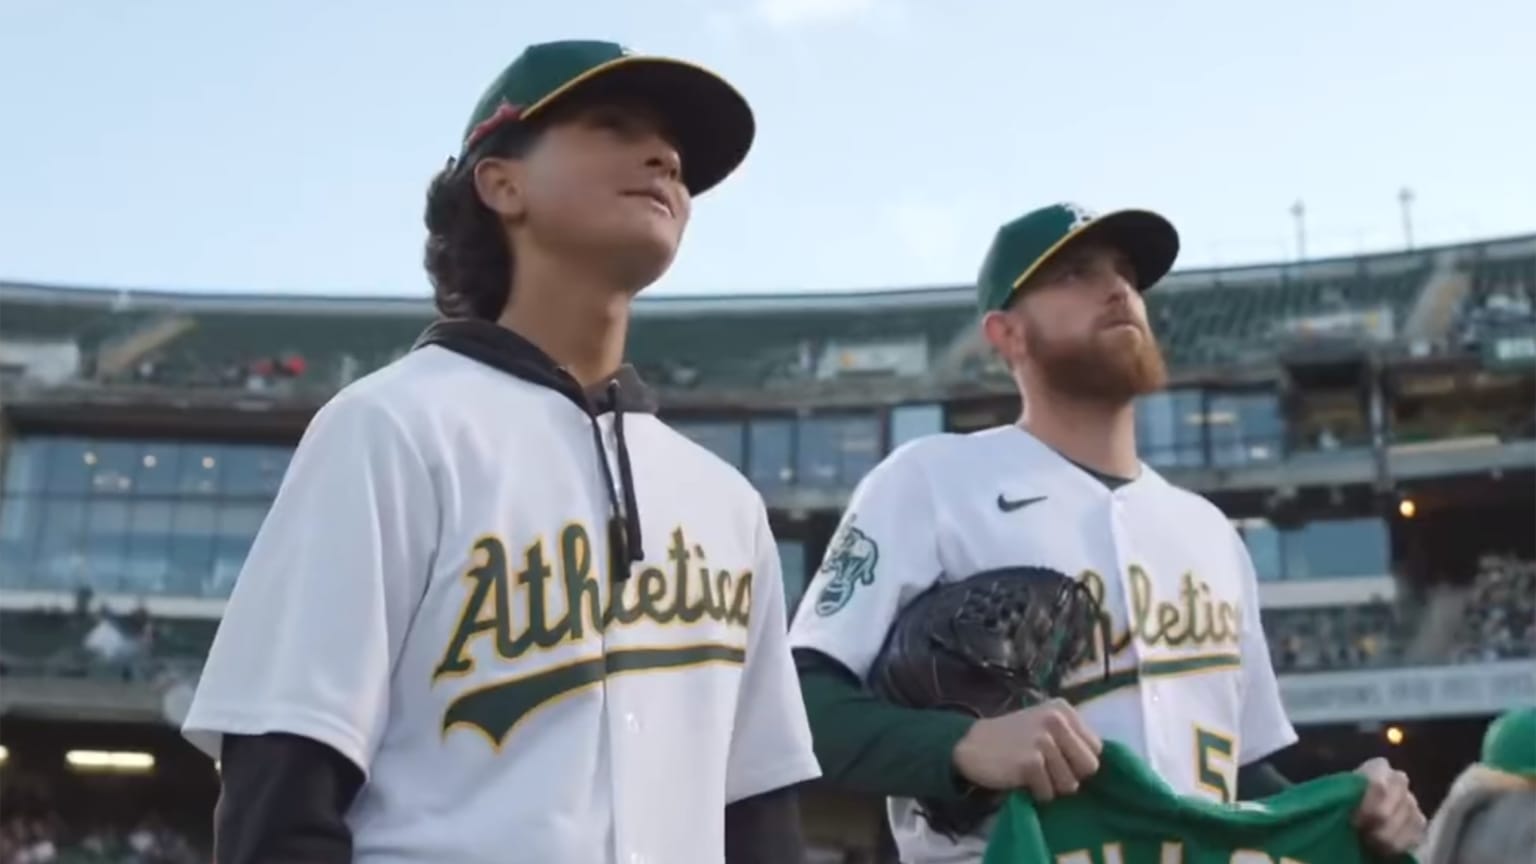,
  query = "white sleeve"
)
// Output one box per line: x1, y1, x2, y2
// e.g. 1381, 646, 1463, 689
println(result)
787, 445, 943, 679
1232, 529, 1298, 765
182, 391, 437, 777
725, 504, 822, 803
